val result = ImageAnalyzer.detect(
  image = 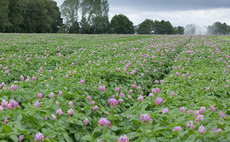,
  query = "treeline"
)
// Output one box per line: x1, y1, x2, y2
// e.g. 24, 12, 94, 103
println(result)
0, 0, 62, 33
0, 0, 229, 35
136, 19, 184, 34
